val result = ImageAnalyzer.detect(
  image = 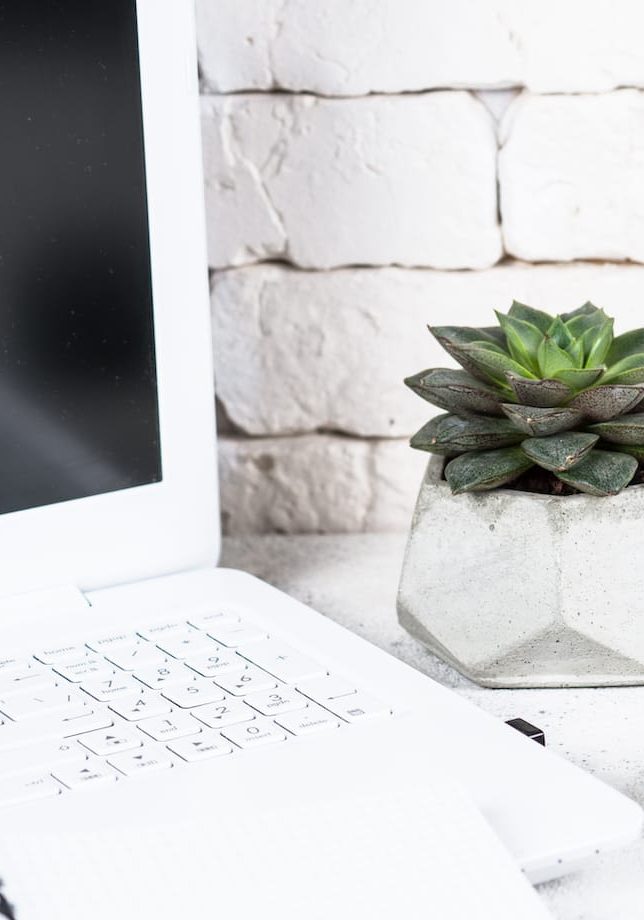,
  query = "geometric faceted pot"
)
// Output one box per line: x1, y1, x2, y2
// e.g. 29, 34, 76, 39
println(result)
398, 456, 644, 688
